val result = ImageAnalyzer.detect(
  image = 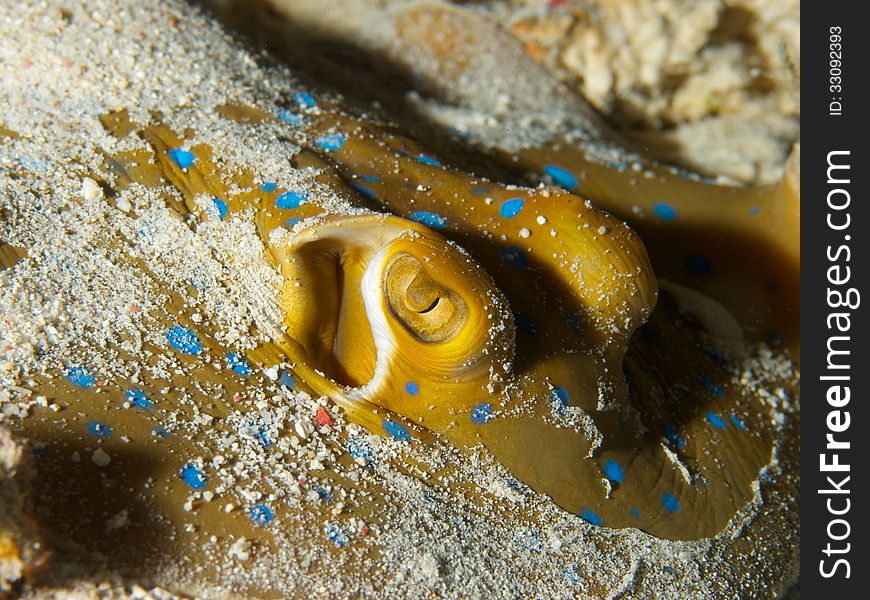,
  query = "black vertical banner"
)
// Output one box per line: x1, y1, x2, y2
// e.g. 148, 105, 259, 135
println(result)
803, 3, 870, 597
